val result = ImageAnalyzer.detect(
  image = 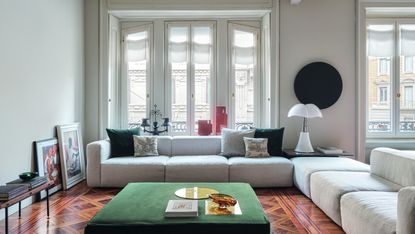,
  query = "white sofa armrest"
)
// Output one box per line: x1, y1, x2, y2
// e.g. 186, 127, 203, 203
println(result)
86, 140, 111, 187
398, 186, 415, 234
